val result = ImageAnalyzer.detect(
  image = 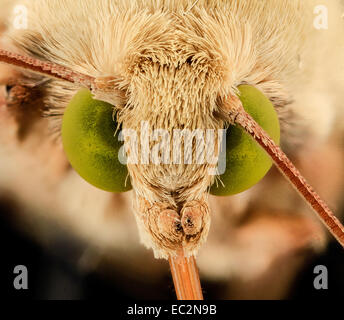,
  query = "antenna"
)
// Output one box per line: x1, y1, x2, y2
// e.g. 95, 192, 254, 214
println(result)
0, 49, 94, 87
235, 106, 344, 247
